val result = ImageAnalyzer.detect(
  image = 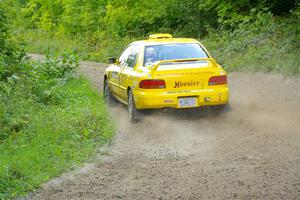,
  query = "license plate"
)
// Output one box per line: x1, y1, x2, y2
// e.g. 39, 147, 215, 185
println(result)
178, 97, 197, 107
